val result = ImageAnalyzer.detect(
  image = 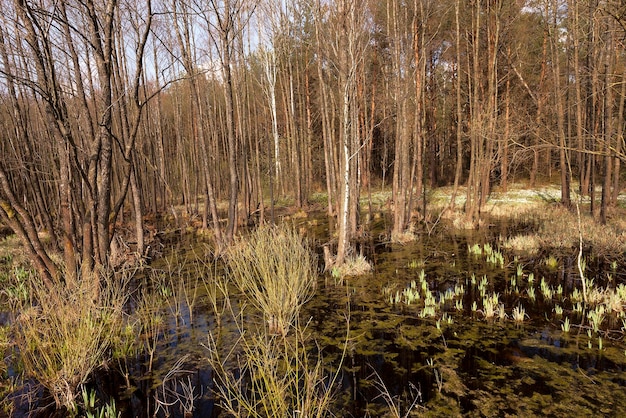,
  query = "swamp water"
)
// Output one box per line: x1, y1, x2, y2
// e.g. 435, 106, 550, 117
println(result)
9, 216, 626, 417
